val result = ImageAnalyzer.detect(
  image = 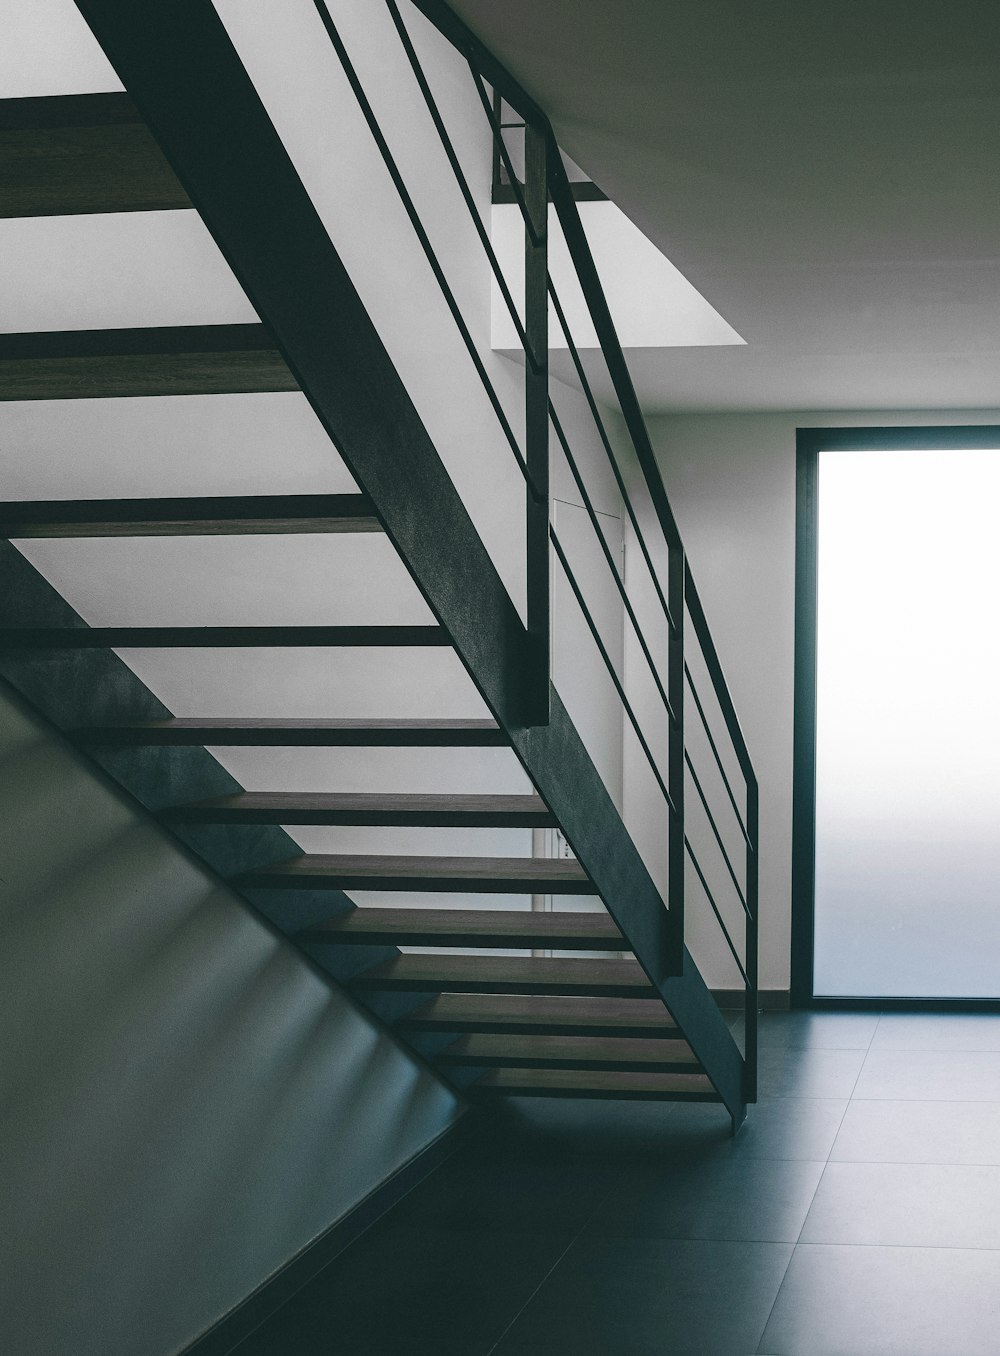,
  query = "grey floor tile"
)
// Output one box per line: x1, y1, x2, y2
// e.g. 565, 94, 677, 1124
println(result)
491, 1237, 793, 1356
390, 1146, 621, 1235
800, 1160, 1000, 1248
588, 1154, 825, 1243
871, 1013, 1000, 1051
662, 1097, 848, 1162
761, 1243, 1000, 1356
236, 1223, 573, 1356
854, 1048, 1000, 1101
757, 1046, 867, 1098
756, 1011, 879, 1049
831, 1098, 1000, 1165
